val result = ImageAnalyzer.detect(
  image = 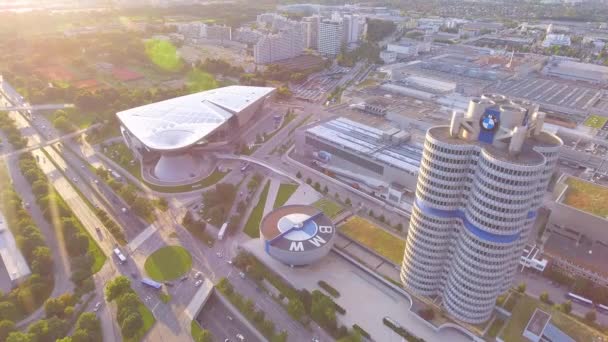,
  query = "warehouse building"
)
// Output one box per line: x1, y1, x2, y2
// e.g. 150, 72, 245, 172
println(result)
295, 117, 423, 198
